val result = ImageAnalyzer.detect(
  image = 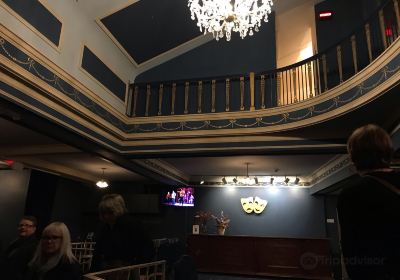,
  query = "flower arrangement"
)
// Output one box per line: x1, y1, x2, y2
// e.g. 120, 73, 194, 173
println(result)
212, 210, 230, 229
194, 211, 213, 233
